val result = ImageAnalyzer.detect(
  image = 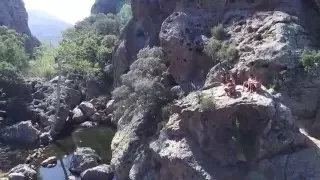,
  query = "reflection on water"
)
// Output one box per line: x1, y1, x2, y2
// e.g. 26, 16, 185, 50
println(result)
0, 127, 115, 180
38, 155, 72, 180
